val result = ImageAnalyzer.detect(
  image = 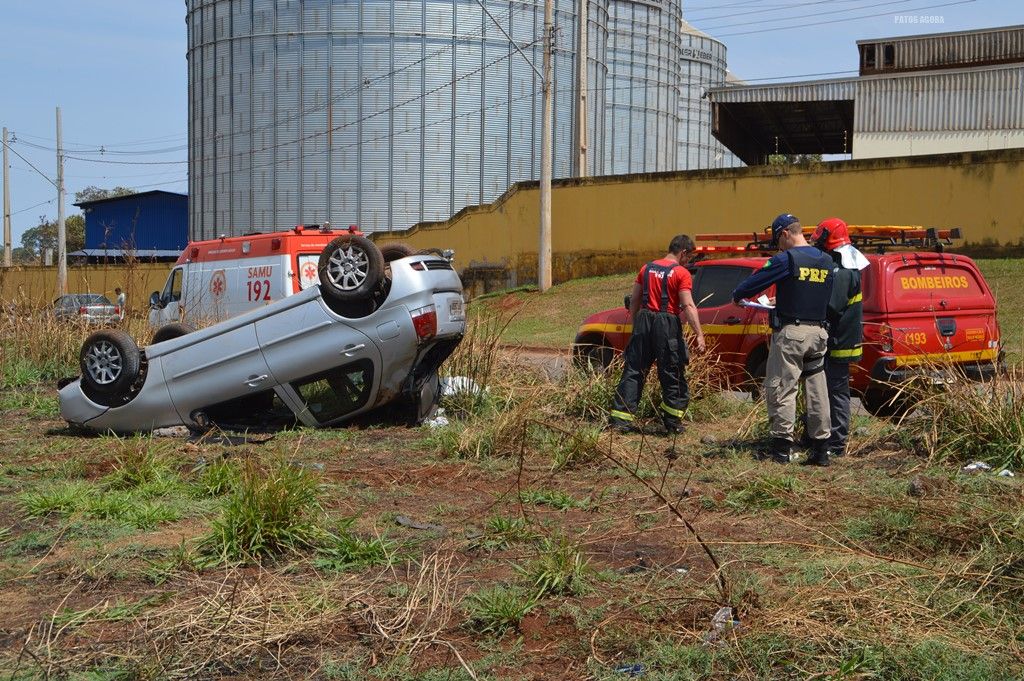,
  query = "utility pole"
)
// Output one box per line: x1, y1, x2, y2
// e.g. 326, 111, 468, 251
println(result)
538, 0, 553, 293
575, 0, 588, 178
2, 127, 11, 267
56, 107, 67, 295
